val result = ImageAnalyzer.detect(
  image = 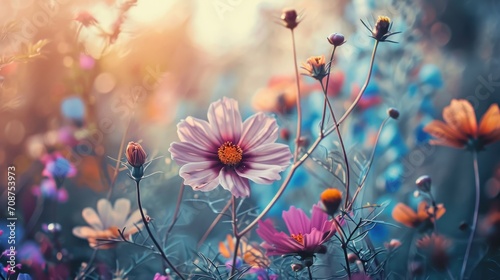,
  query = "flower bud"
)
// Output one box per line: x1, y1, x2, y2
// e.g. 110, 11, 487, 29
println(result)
320, 188, 342, 216
347, 253, 358, 263
281, 9, 299, 30
126, 142, 147, 168
384, 239, 402, 250
374, 16, 391, 41
415, 175, 432, 193
327, 33, 346, 47
387, 108, 400, 119
291, 263, 303, 272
